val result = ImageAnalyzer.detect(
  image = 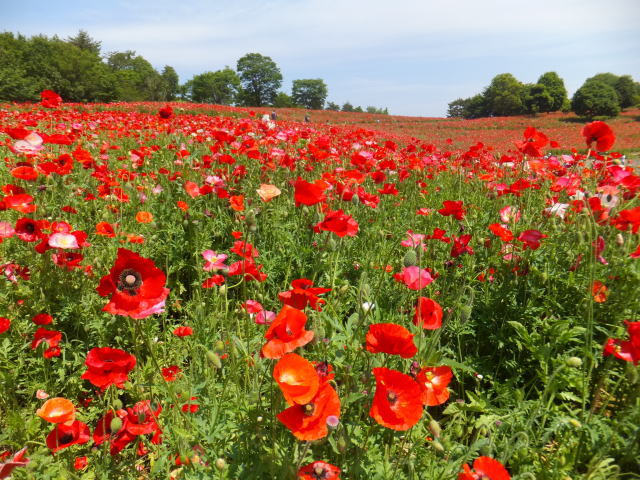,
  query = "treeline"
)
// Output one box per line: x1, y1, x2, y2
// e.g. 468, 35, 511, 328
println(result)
448, 72, 640, 119
0, 31, 388, 113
